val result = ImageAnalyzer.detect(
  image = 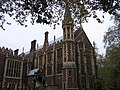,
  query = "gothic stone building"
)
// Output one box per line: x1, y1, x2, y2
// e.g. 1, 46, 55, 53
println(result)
27, 4, 97, 90
0, 4, 97, 90
0, 47, 28, 90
